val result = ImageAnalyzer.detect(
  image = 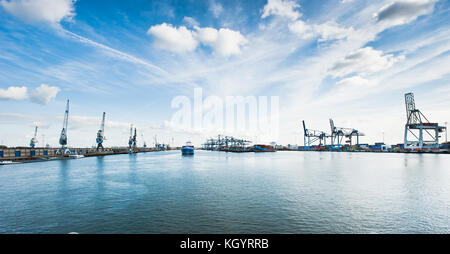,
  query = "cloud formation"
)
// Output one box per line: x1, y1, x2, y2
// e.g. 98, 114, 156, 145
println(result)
261, 0, 301, 20
328, 47, 404, 78
0, 86, 28, 100
288, 20, 314, 39
335, 75, 371, 87
196, 27, 248, 57
0, 84, 60, 104
374, 0, 437, 27
147, 23, 247, 56
289, 20, 356, 42
29, 84, 60, 105
0, 0, 76, 26
147, 23, 198, 53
